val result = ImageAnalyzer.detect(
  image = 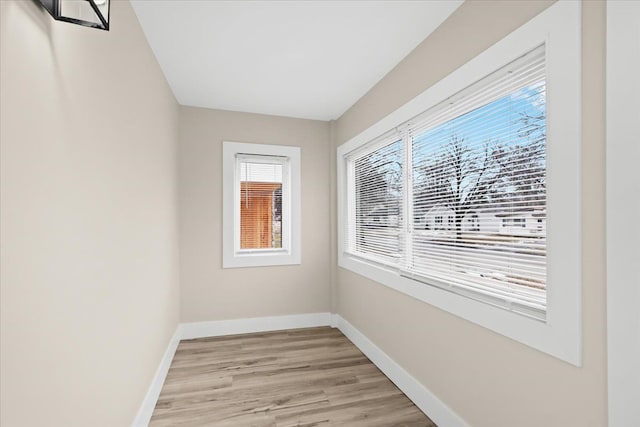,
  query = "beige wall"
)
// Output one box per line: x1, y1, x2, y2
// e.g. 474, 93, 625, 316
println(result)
0, 1, 180, 426
178, 107, 331, 322
333, 1, 607, 426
